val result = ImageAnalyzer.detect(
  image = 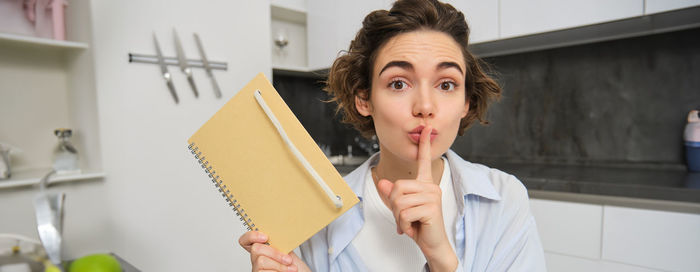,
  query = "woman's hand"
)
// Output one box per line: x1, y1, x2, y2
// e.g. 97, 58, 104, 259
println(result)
238, 231, 310, 272
376, 126, 458, 272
